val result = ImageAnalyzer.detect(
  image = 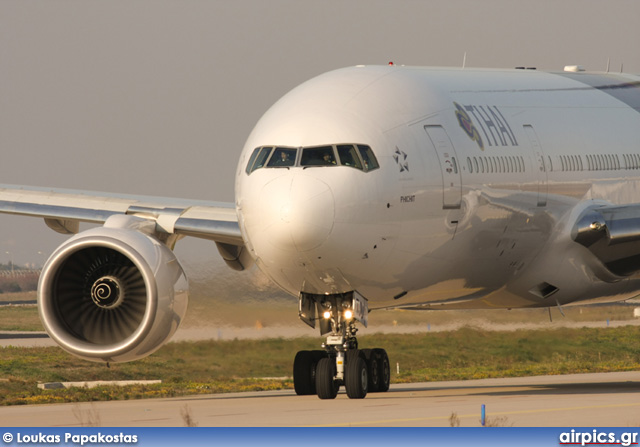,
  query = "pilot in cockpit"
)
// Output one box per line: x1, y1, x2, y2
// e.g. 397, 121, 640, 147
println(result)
322, 152, 336, 165
271, 150, 294, 167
